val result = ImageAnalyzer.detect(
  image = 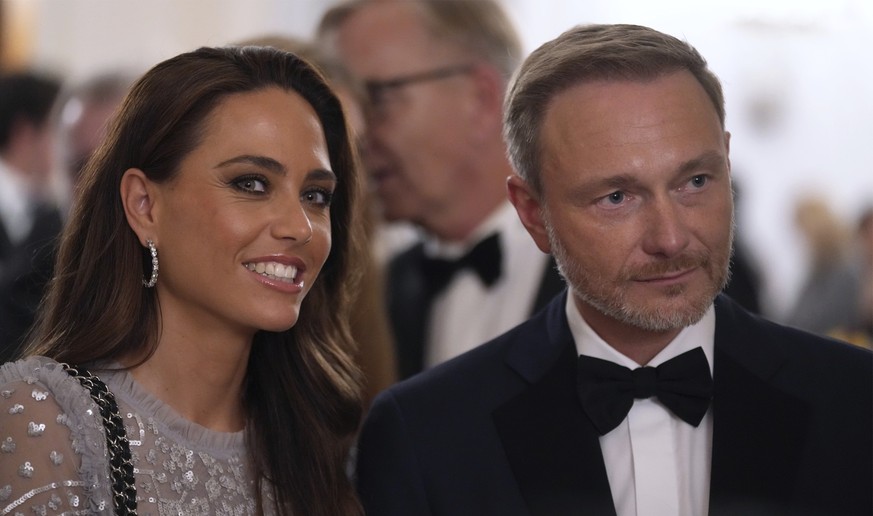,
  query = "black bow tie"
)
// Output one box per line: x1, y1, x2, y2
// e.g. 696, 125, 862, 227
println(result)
576, 347, 713, 435
420, 233, 502, 294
